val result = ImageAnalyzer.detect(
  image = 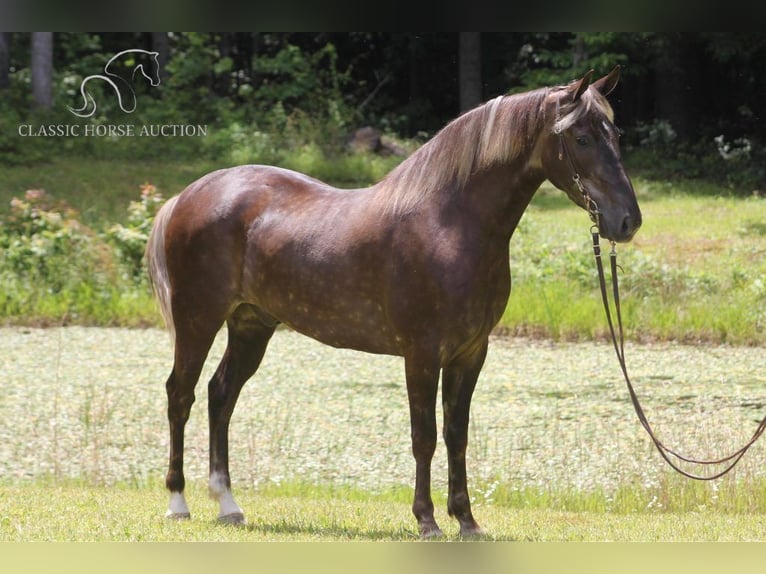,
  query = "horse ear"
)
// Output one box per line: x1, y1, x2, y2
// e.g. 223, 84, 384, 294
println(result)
569, 69, 594, 103
591, 65, 621, 97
